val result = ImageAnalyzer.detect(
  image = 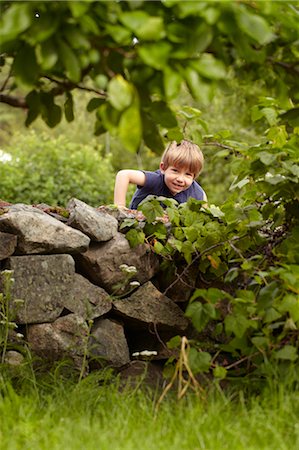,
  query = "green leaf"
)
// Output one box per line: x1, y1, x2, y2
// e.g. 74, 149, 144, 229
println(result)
58, 39, 81, 83
105, 24, 132, 45
279, 108, 299, 127
13, 44, 39, 87
274, 345, 298, 362
68, 2, 90, 18
141, 113, 165, 153
0, 3, 32, 44
149, 102, 177, 128
139, 199, 164, 222
192, 54, 227, 80
40, 93, 62, 128
163, 66, 182, 99
257, 151, 276, 166
167, 335, 181, 349
64, 92, 74, 122
119, 101, 142, 152
108, 75, 133, 111
185, 302, 211, 332
225, 314, 251, 338
25, 90, 41, 126
87, 98, 105, 112
120, 11, 165, 41
125, 229, 145, 247
188, 348, 211, 374
138, 42, 172, 70
39, 39, 58, 70
213, 366, 227, 379
235, 8, 275, 45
